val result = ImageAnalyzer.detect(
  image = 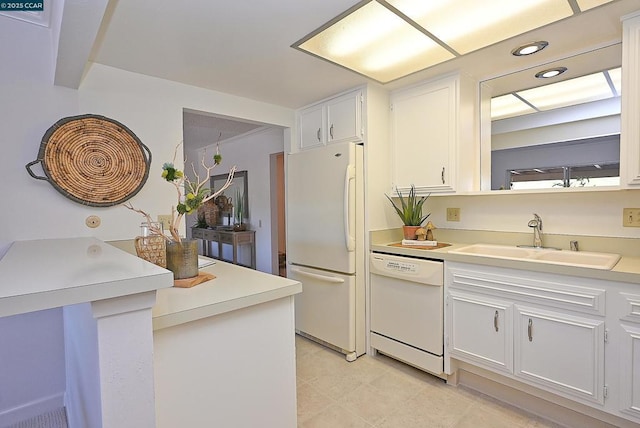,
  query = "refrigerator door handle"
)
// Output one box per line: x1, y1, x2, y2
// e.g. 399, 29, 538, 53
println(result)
290, 267, 345, 284
344, 164, 356, 252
